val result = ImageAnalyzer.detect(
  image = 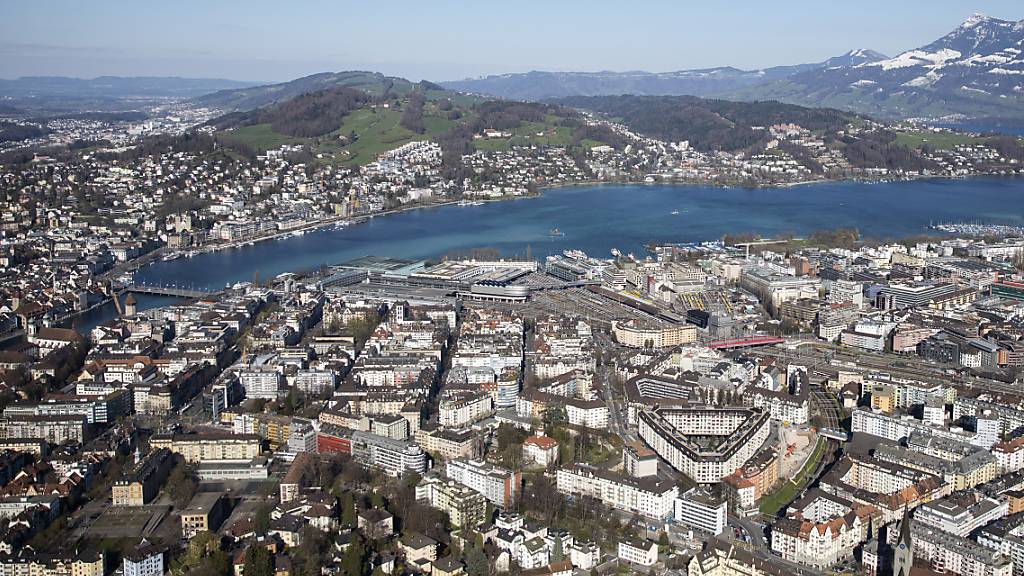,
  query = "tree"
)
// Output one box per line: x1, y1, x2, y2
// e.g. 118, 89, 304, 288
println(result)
243, 546, 273, 576
551, 536, 564, 562
341, 492, 357, 525
464, 544, 489, 576
166, 460, 196, 507
340, 533, 368, 576
254, 504, 271, 535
